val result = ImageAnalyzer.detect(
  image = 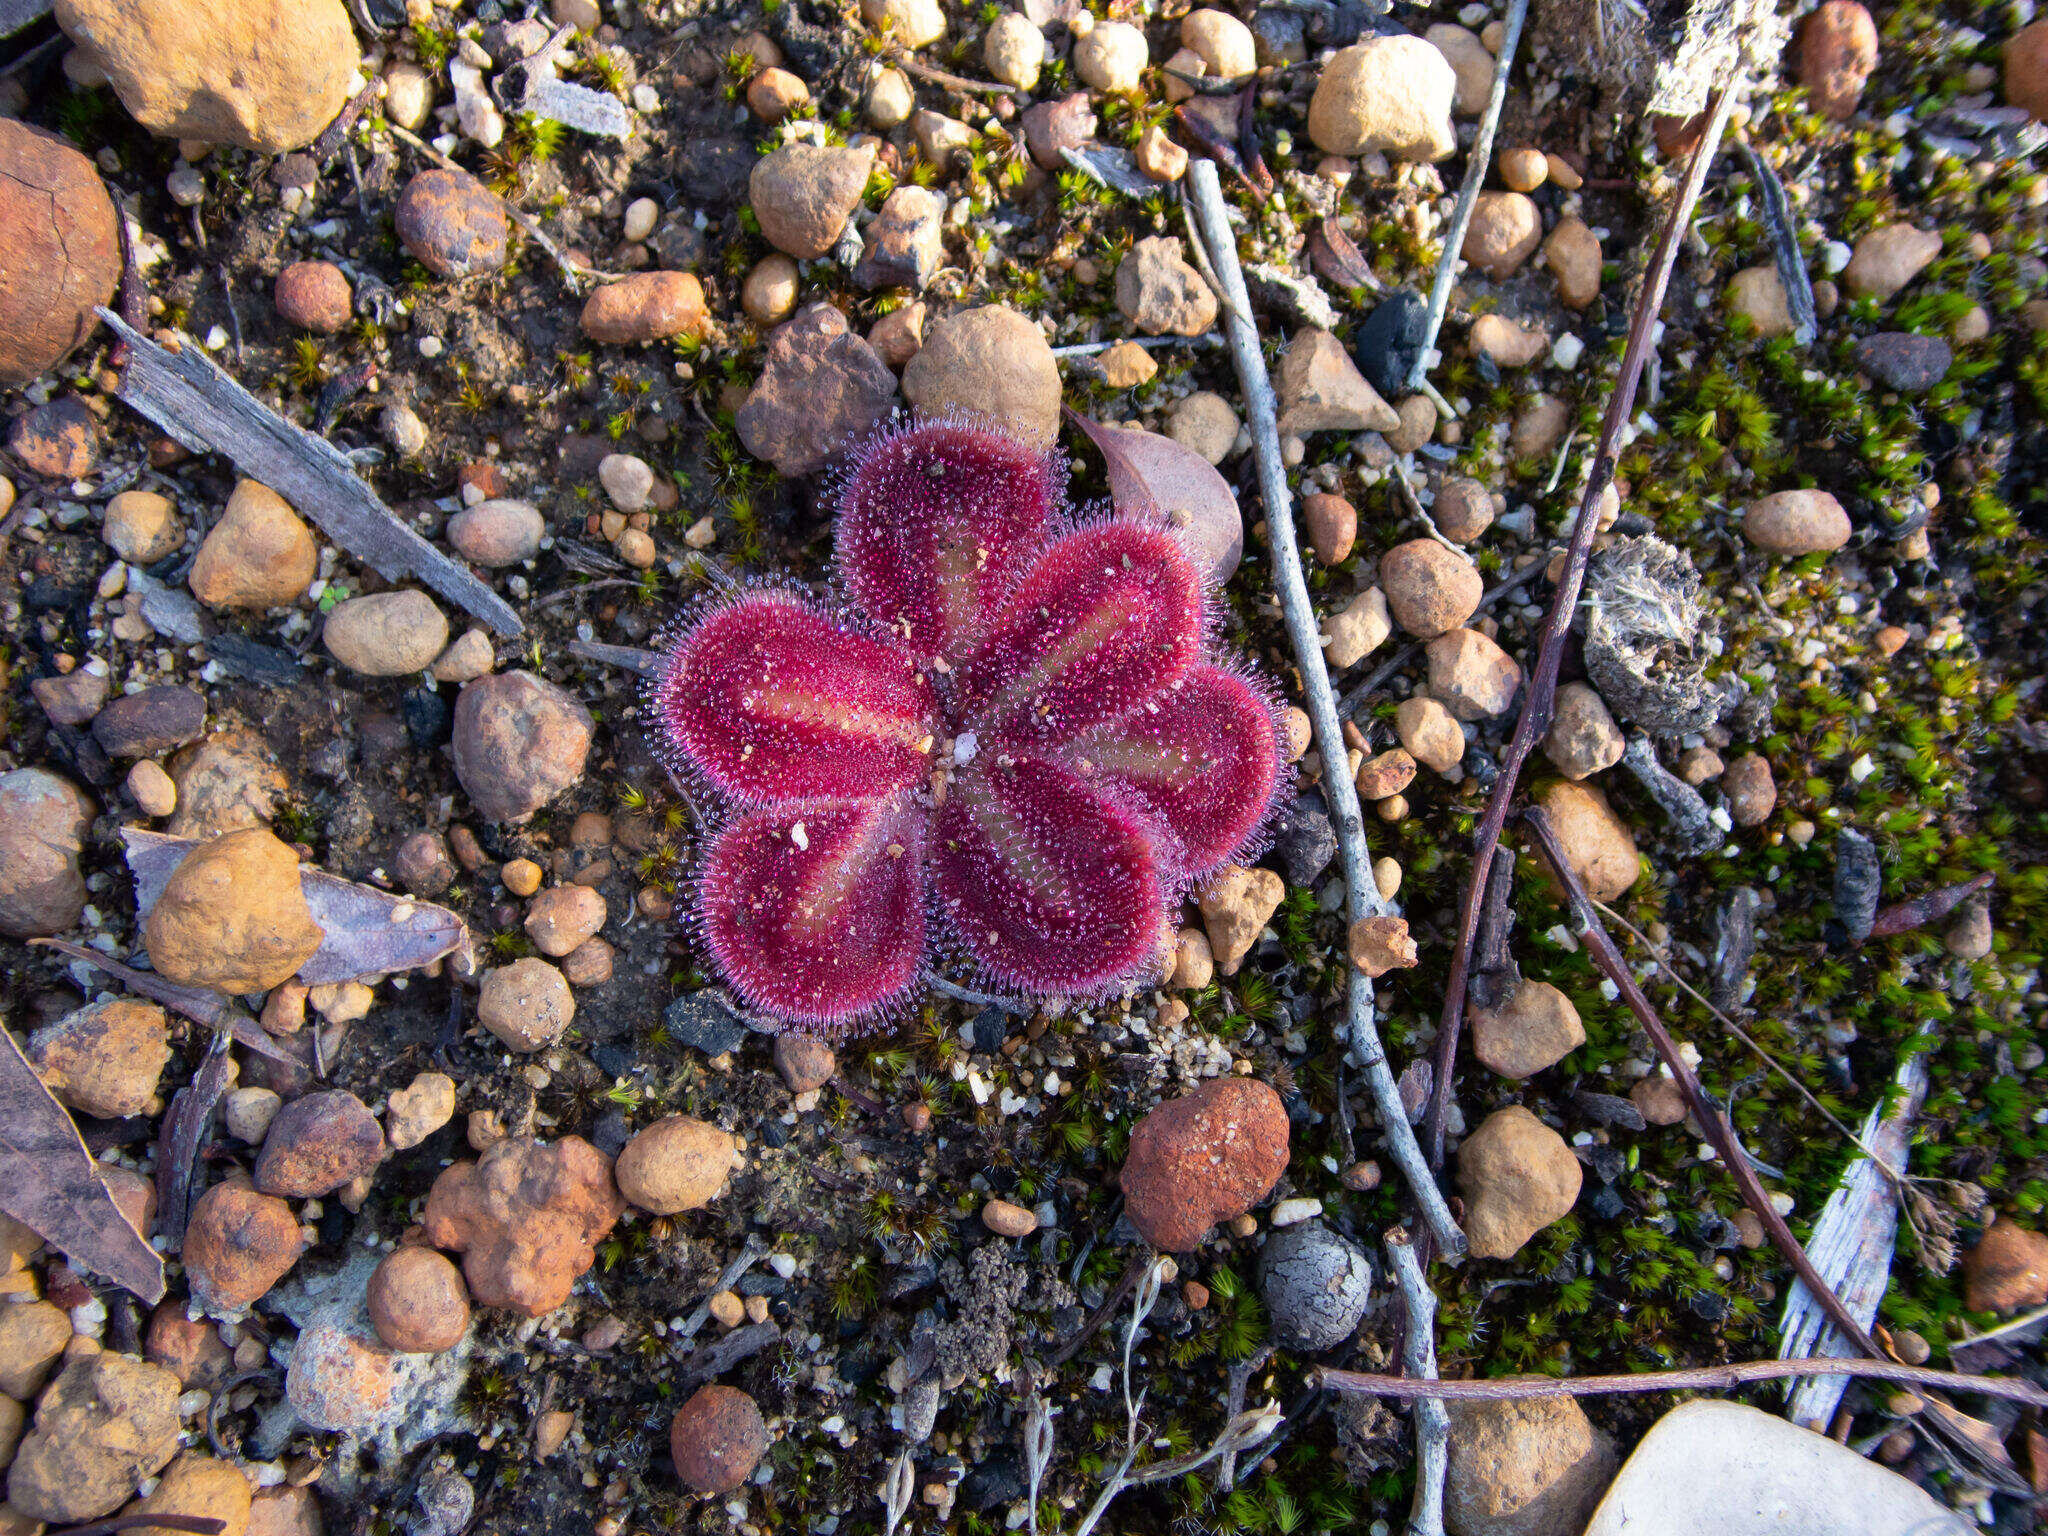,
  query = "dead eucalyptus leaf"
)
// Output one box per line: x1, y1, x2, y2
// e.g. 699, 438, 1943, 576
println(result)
123, 829, 471, 985
1068, 410, 1243, 584
0, 1025, 165, 1303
